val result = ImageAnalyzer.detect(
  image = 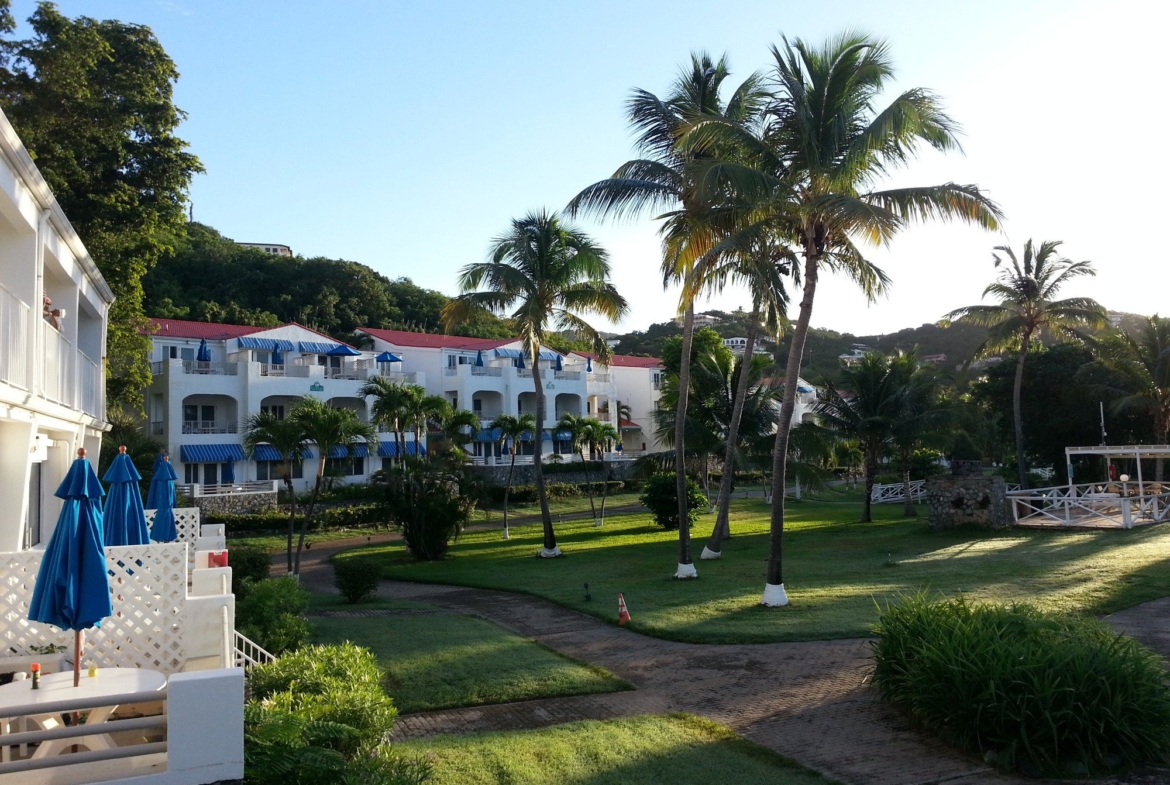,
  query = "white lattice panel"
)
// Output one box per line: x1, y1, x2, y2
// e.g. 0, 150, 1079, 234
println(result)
145, 507, 201, 545
0, 543, 188, 674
